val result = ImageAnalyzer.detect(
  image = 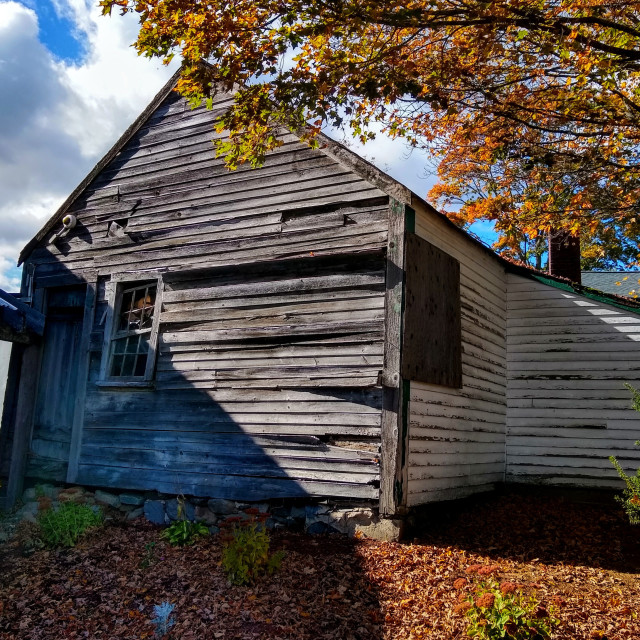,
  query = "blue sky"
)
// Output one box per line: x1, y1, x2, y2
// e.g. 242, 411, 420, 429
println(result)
0, 0, 177, 290
35, 0, 84, 61
0, 0, 497, 291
